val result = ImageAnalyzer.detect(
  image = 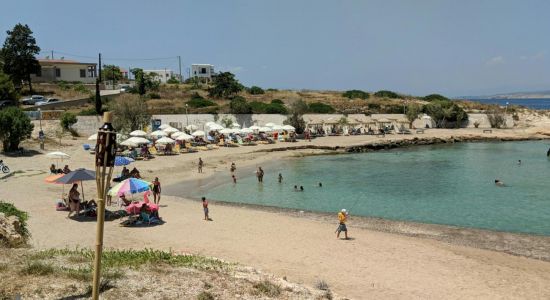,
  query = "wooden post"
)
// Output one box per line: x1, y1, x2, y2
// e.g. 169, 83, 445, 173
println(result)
92, 112, 116, 299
